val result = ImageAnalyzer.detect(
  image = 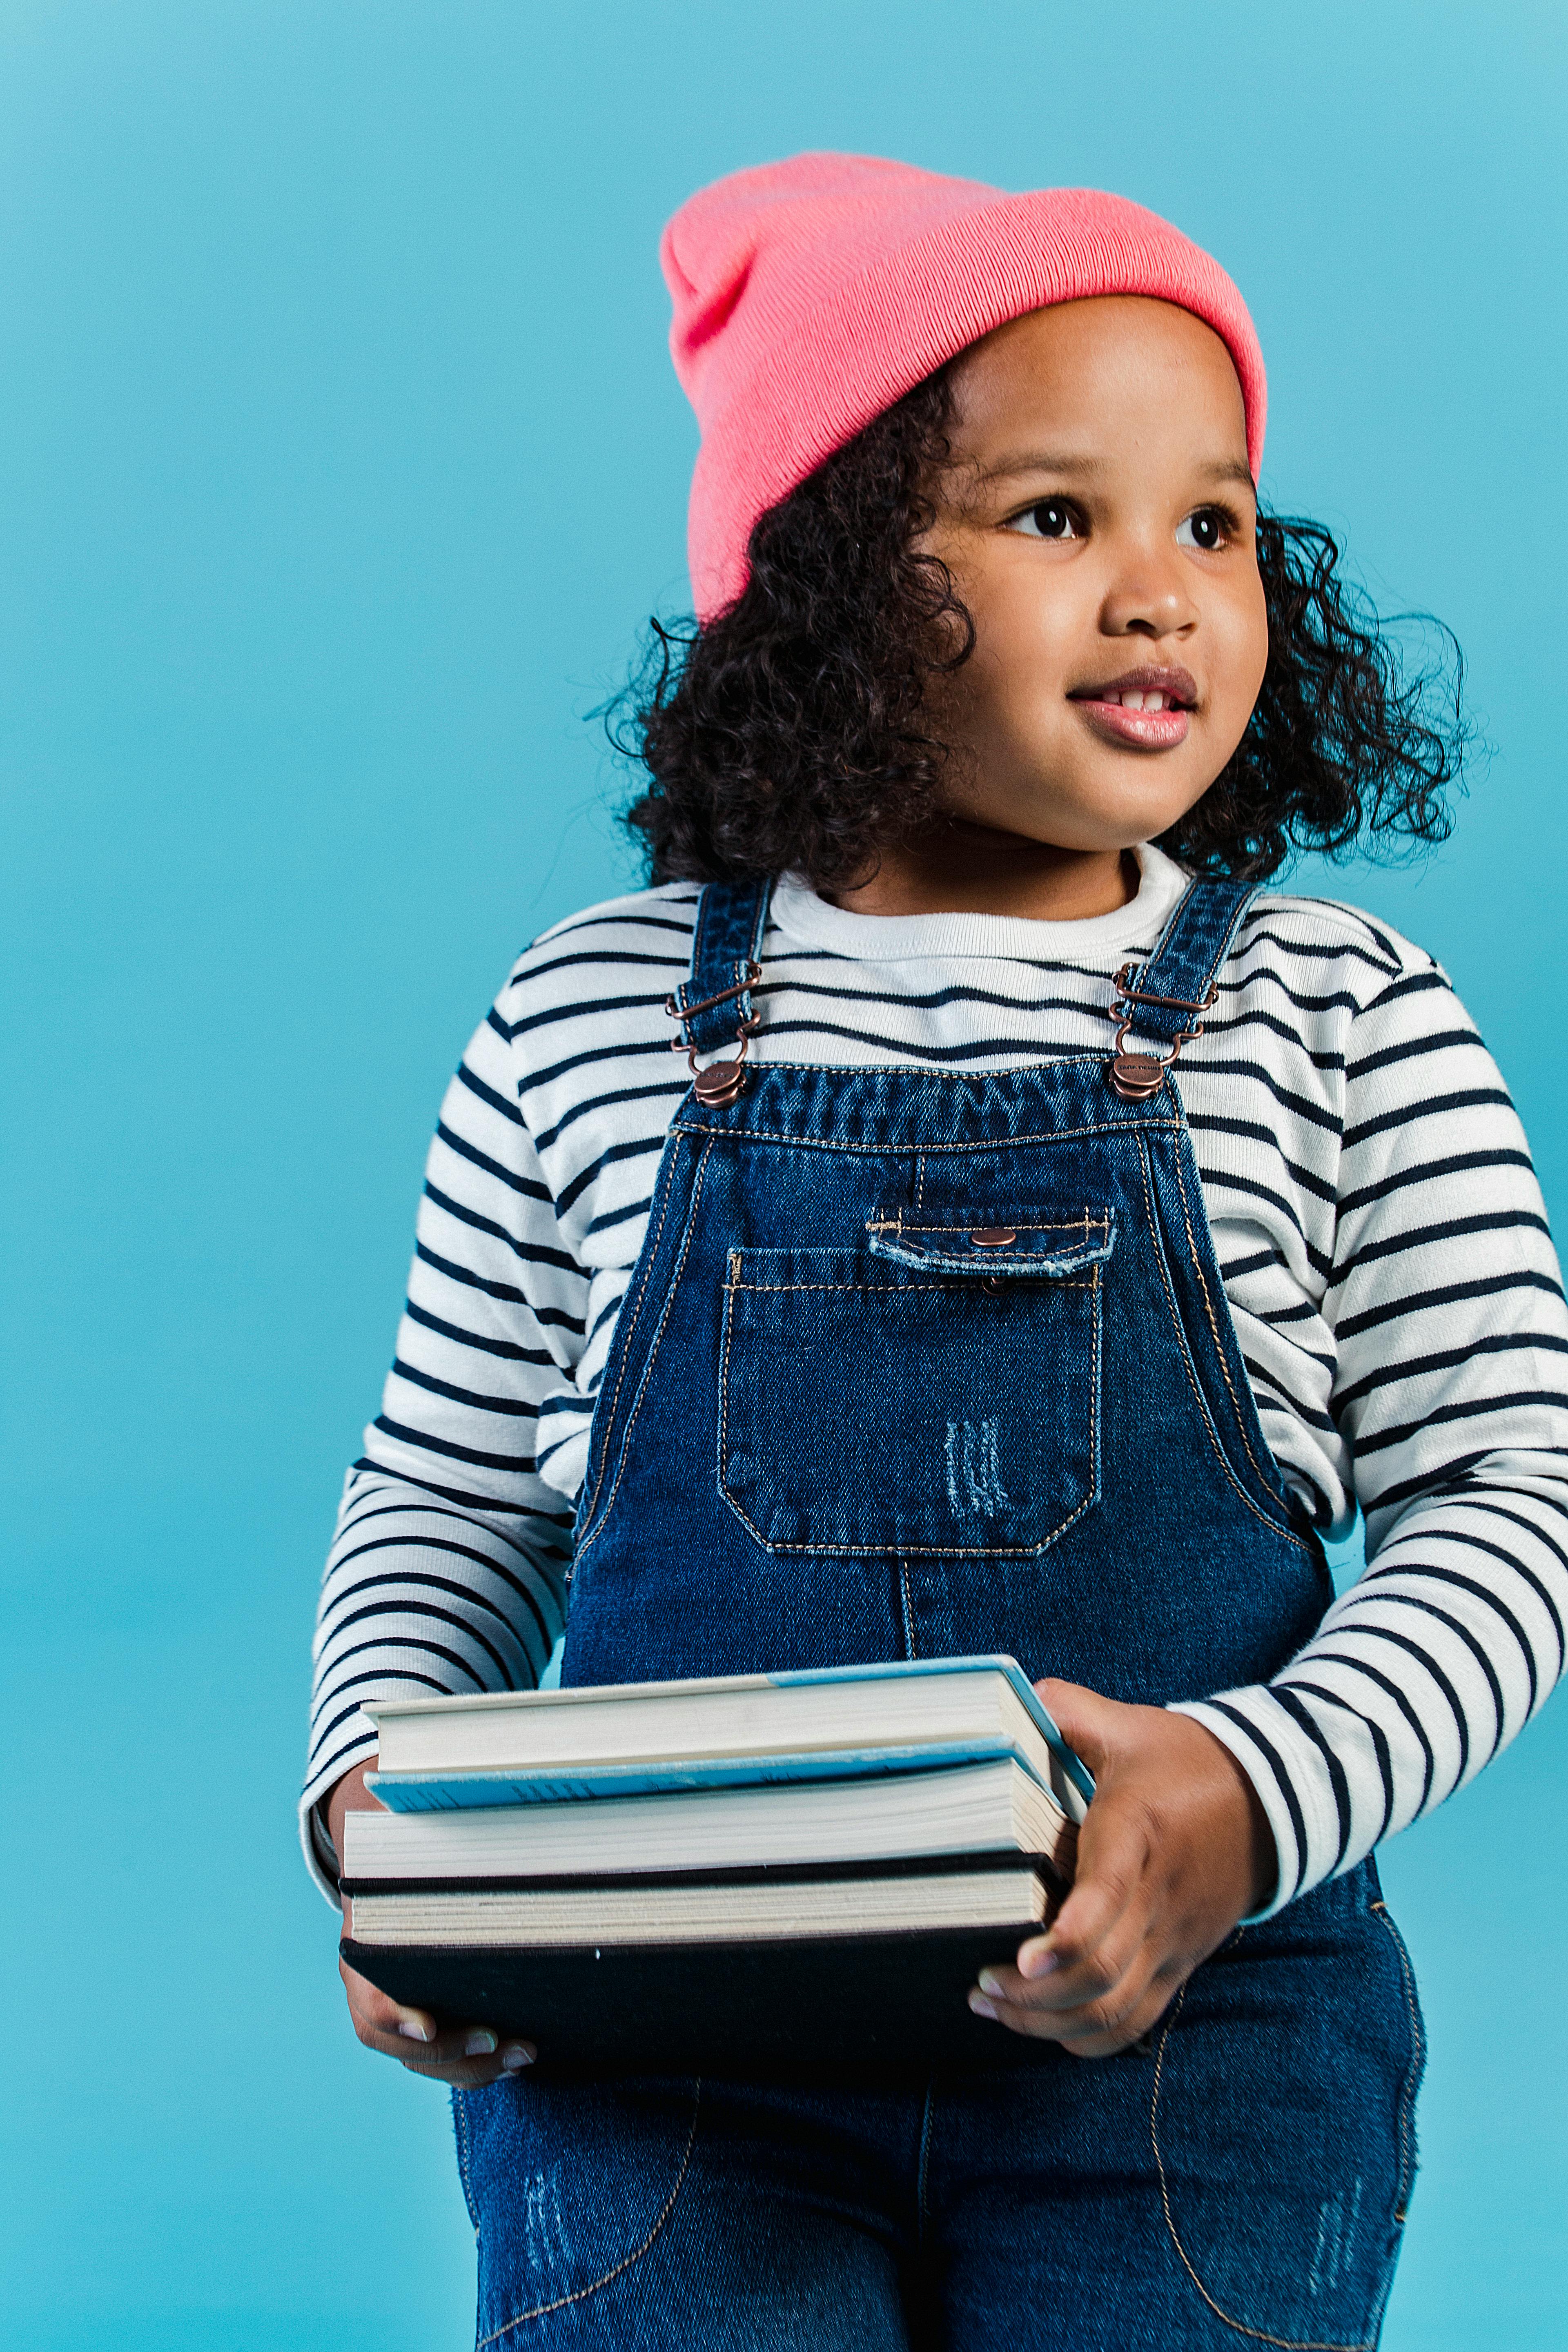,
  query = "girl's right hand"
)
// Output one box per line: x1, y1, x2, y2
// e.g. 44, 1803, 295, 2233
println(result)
327, 1760, 536, 2086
